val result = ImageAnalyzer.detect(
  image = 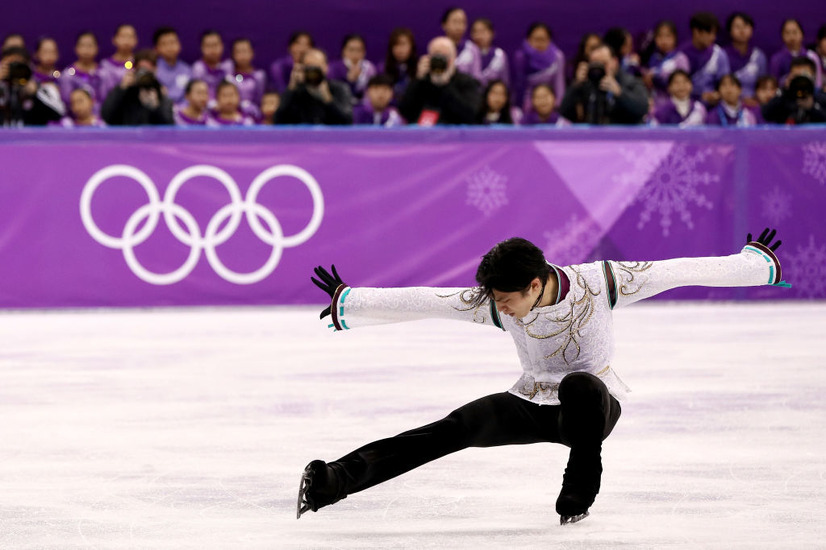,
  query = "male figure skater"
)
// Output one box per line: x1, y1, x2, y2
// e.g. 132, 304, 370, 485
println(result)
297, 229, 786, 524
